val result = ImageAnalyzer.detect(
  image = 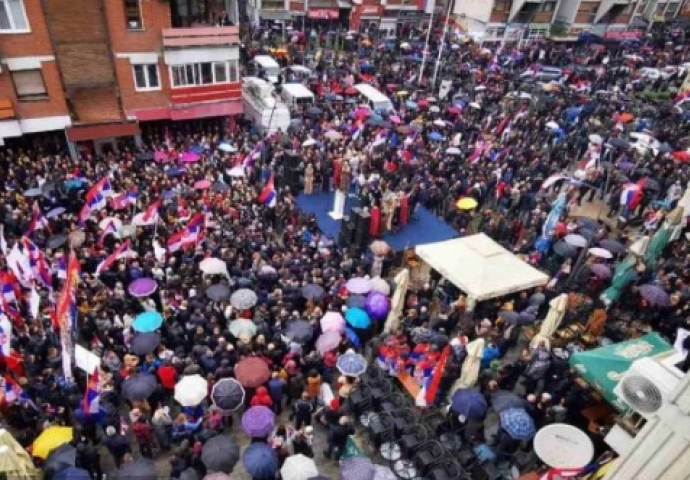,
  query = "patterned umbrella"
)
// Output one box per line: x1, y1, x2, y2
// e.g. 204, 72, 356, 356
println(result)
346, 277, 373, 295
121, 373, 157, 401
499, 408, 536, 441
241, 406, 276, 438
174, 374, 208, 407
230, 289, 258, 309
320, 312, 346, 333
130, 332, 161, 355
242, 443, 279, 479
234, 357, 271, 387
128, 278, 157, 297
302, 284, 326, 301
450, 388, 488, 420
639, 284, 671, 307
132, 311, 163, 333
285, 320, 314, 343
345, 308, 371, 329
339, 457, 375, 480
201, 435, 240, 473
316, 331, 342, 353
281, 455, 318, 480
229, 319, 257, 339
207, 284, 231, 302
336, 352, 368, 377
211, 378, 245, 412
